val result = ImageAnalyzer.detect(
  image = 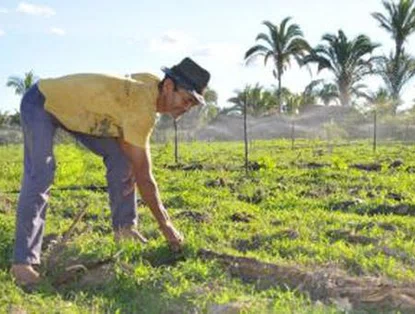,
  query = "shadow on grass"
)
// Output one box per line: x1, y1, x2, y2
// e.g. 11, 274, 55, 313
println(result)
329, 200, 415, 216
2, 243, 197, 313
54, 245, 196, 313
